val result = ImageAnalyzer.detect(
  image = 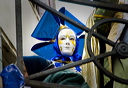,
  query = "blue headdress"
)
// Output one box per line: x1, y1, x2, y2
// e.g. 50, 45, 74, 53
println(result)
31, 7, 85, 72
